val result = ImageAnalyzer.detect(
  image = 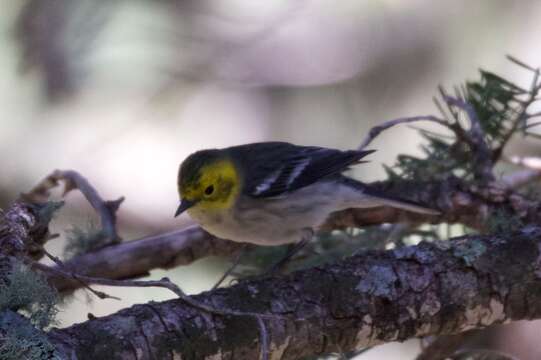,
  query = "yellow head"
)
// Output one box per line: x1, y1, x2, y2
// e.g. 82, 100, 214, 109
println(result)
175, 149, 241, 217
